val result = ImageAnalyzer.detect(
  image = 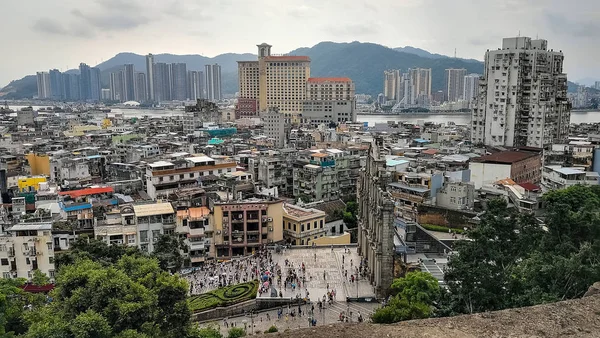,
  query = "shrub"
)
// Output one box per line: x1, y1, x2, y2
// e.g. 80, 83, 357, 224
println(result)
421, 224, 466, 234
264, 325, 278, 333
227, 327, 246, 338
189, 280, 259, 313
